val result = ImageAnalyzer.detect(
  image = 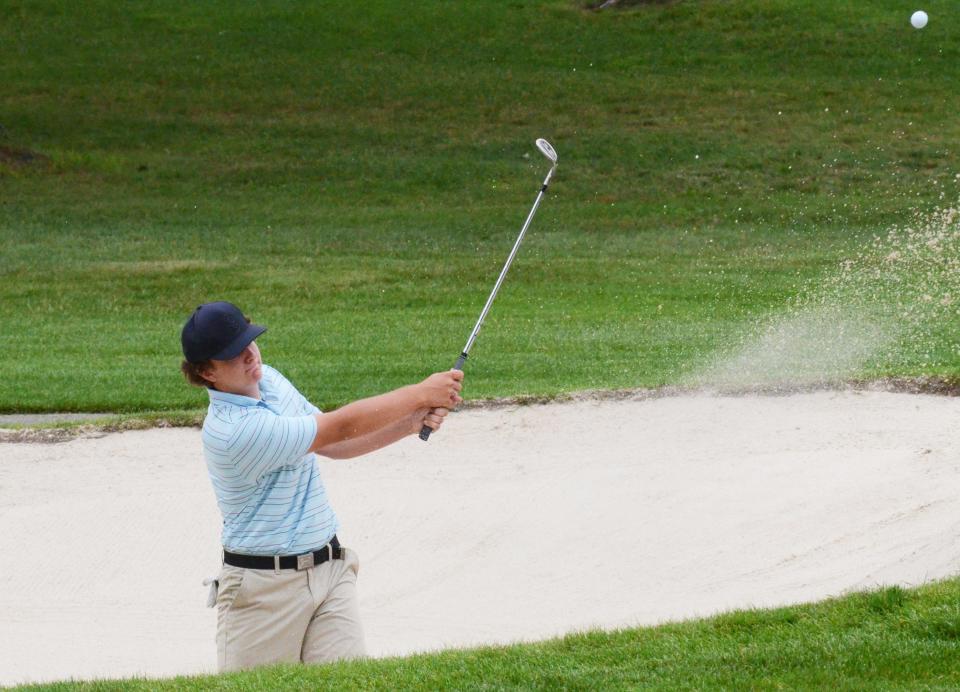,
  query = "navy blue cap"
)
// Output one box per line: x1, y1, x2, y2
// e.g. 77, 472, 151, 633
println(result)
181, 301, 267, 363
